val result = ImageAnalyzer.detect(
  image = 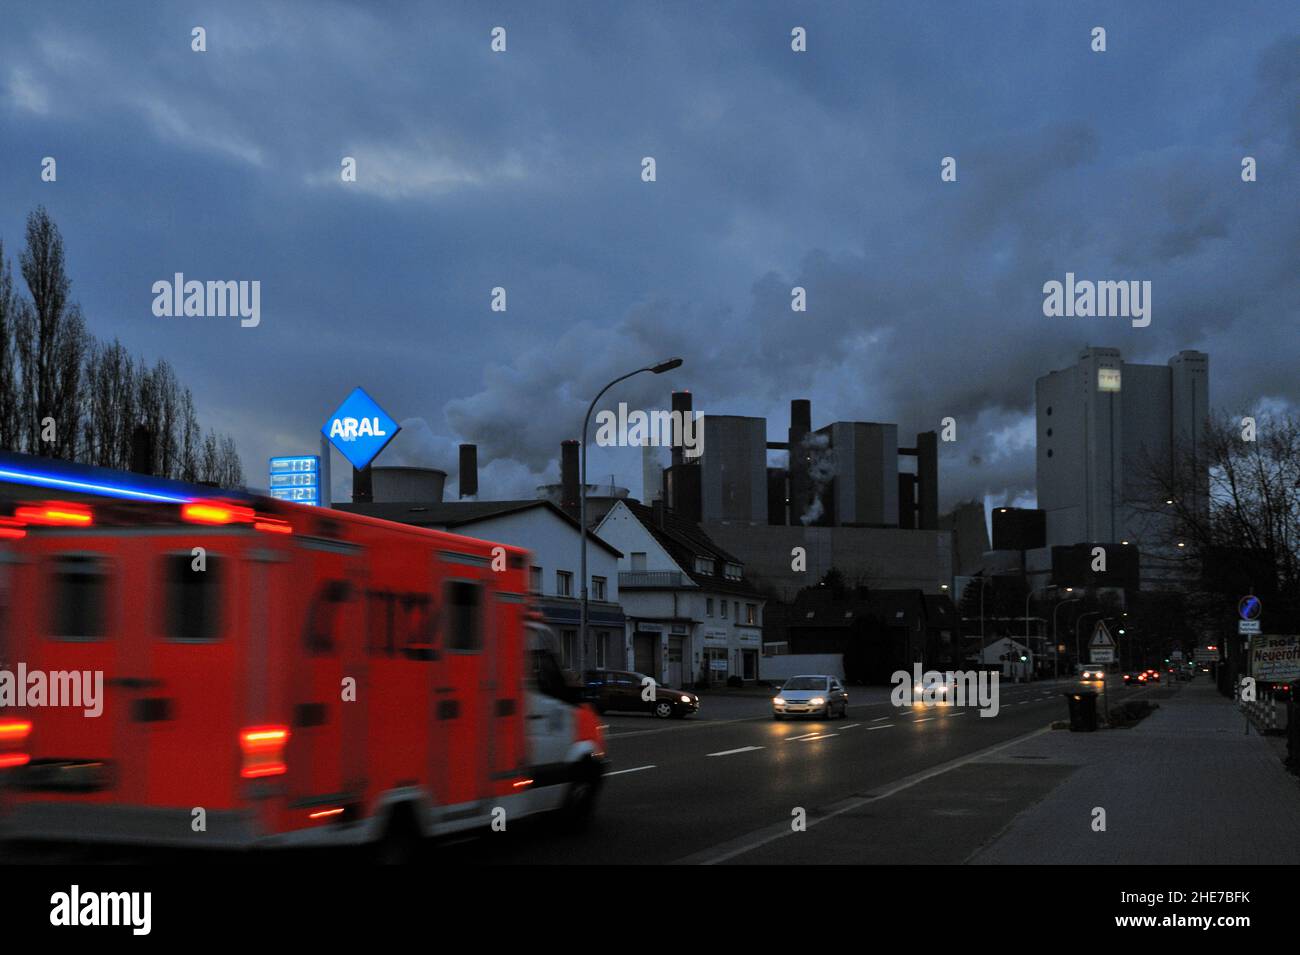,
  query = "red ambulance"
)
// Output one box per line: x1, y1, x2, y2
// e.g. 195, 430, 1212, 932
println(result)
0, 493, 606, 852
